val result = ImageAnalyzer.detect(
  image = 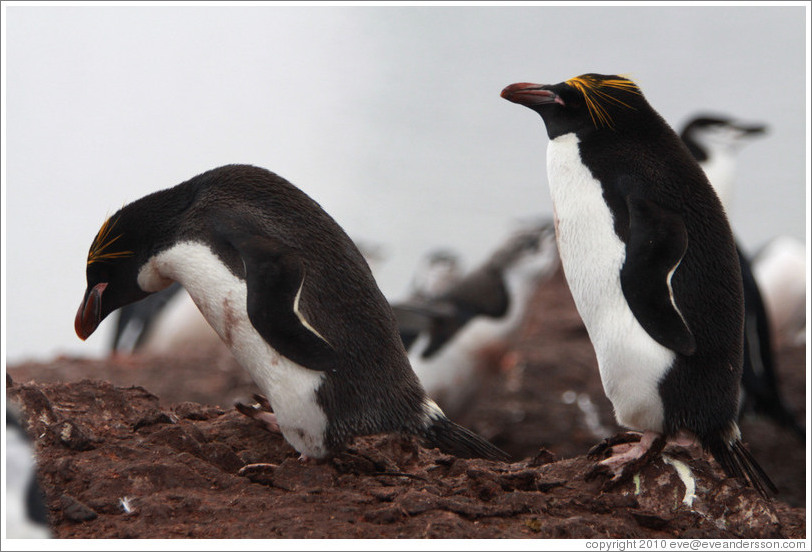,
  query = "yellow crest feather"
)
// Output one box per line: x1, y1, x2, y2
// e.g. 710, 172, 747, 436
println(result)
565, 74, 641, 129
87, 216, 133, 266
